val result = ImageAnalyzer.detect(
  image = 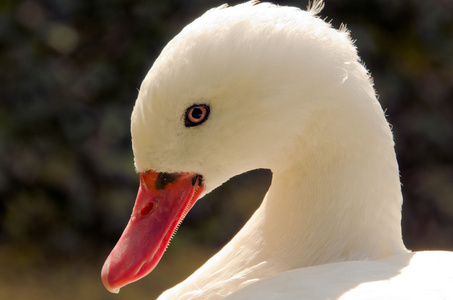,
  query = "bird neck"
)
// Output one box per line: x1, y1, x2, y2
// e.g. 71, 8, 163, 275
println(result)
245, 94, 410, 275
251, 90, 408, 268
259, 147, 407, 268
